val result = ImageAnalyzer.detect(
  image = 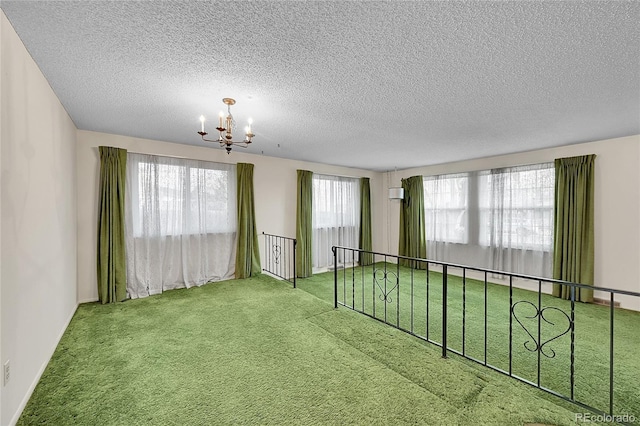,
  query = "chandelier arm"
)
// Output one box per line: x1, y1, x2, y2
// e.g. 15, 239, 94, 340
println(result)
223, 142, 250, 147
199, 134, 223, 144
200, 135, 251, 147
